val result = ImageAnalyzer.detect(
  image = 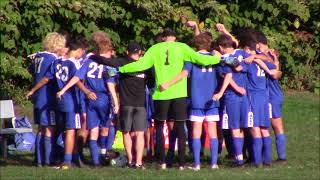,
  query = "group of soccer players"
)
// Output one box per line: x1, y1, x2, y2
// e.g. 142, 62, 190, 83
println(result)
26, 20, 286, 170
